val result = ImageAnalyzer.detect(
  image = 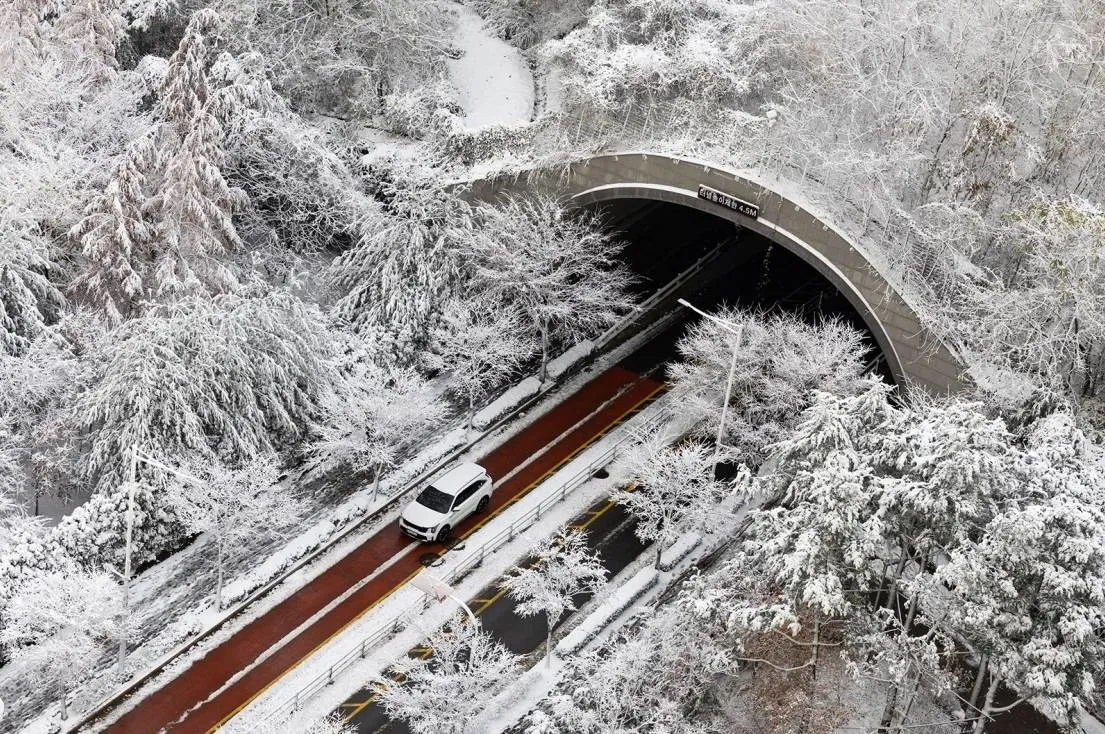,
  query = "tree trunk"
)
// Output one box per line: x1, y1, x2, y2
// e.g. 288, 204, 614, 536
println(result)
879, 679, 901, 733
971, 673, 1001, 734
968, 654, 989, 716
539, 324, 550, 383
215, 536, 225, 610
371, 462, 382, 504
655, 541, 663, 570
545, 614, 556, 668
